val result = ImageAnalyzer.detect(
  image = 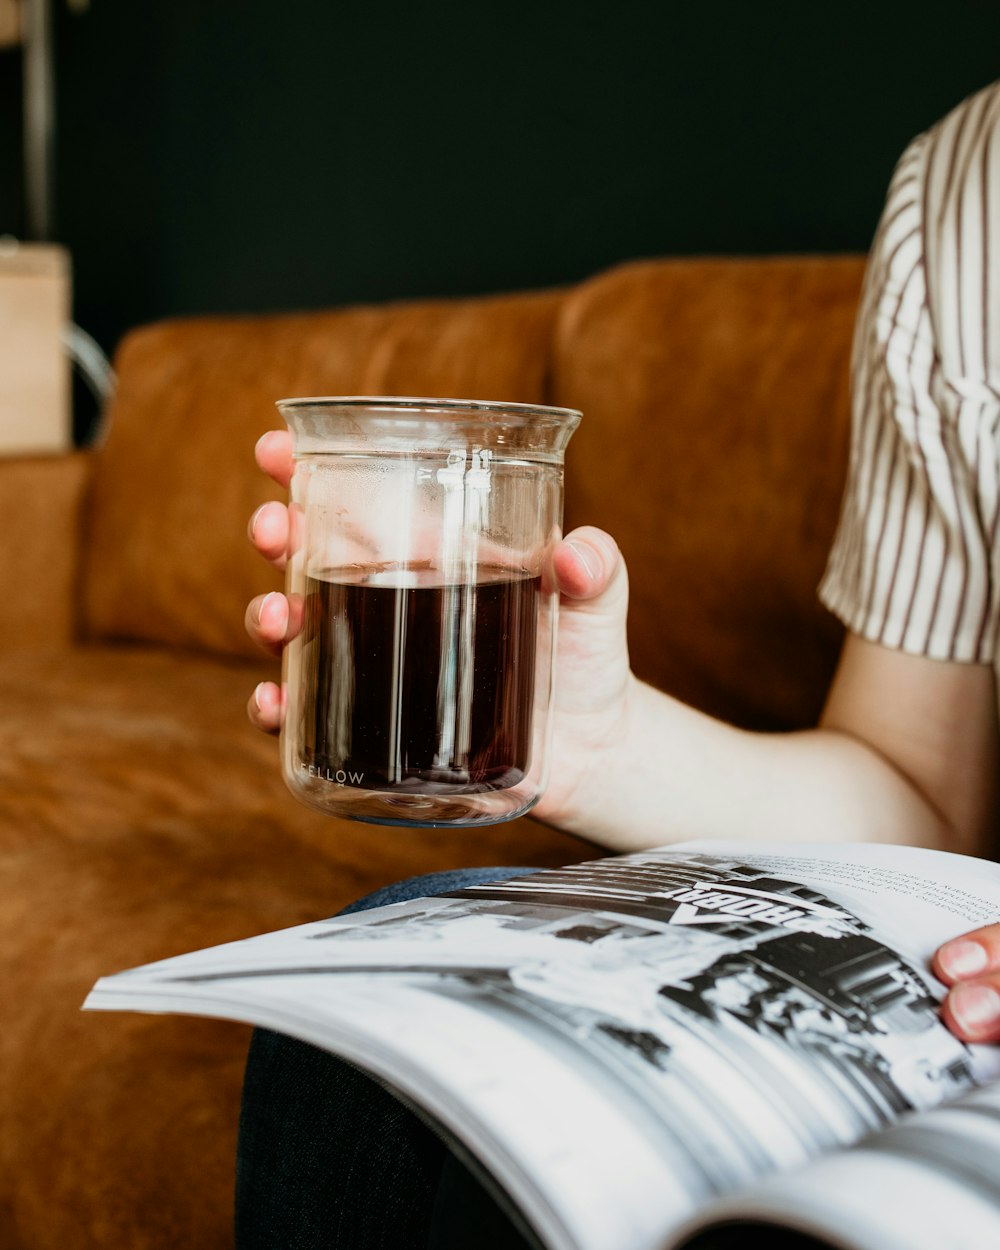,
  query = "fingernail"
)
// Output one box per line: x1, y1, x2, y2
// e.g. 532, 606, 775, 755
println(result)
248, 503, 267, 541
949, 983, 1000, 1032
256, 591, 280, 625
254, 432, 272, 456
566, 539, 600, 581
253, 682, 265, 711
938, 940, 989, 979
